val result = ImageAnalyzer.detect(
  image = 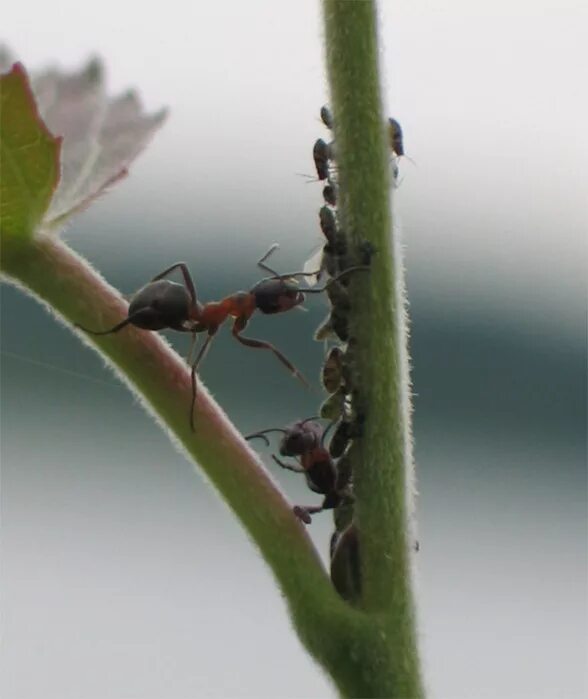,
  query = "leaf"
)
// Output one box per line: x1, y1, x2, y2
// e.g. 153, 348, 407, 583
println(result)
0, 48, 167, 238
30, 57, 168, 229
0, 63, 62, 241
